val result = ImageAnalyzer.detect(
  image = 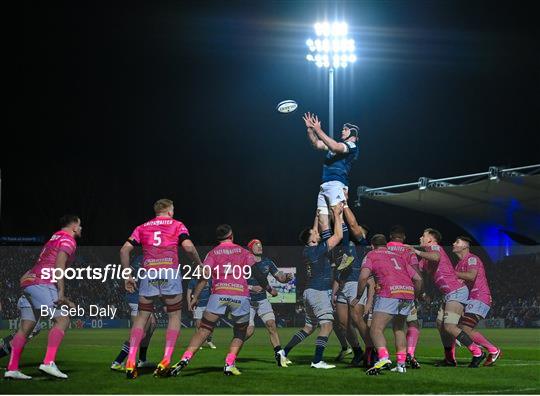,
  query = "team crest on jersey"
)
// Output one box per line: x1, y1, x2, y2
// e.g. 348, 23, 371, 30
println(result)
468, 257, 477, 265
431, 245, 440, 251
